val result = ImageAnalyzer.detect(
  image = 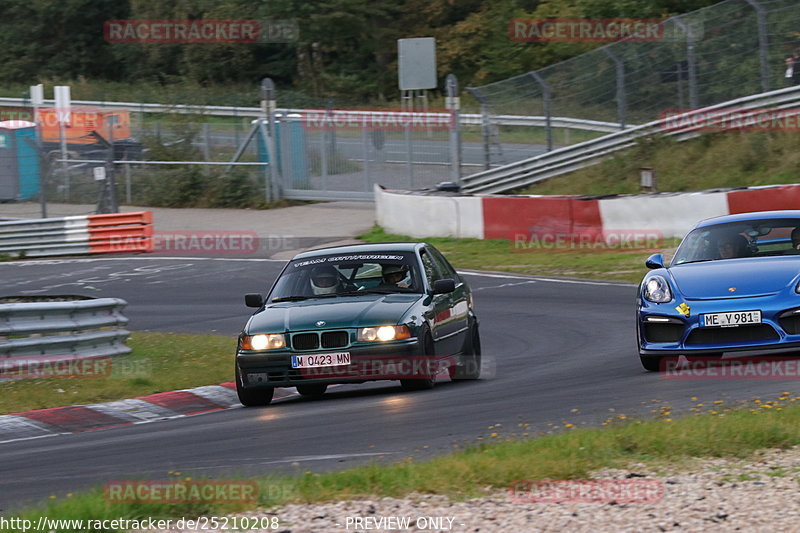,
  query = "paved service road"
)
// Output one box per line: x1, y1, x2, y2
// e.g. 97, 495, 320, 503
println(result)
1, 258, 798, 508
